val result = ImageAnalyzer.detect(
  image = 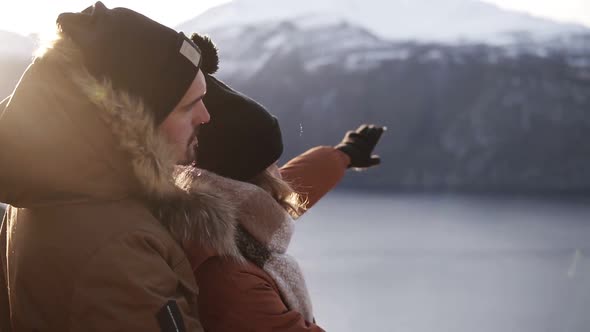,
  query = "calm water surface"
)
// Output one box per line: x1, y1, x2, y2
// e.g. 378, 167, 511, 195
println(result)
291, 192, 590, 332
